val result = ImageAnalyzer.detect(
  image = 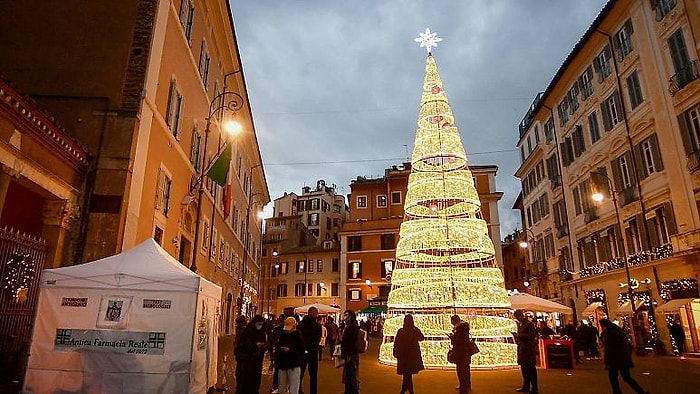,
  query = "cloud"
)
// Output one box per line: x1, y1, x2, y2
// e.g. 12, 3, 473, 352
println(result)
231, 0, 608, 239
